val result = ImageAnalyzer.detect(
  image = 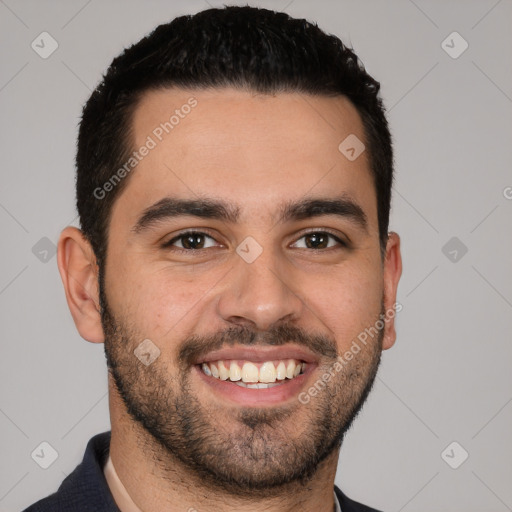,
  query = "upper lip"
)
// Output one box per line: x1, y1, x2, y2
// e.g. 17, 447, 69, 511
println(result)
195, 345, 320, 365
